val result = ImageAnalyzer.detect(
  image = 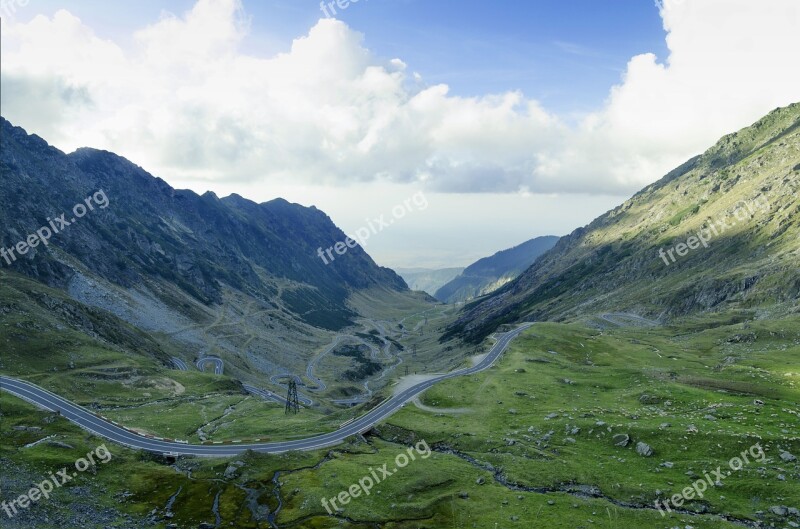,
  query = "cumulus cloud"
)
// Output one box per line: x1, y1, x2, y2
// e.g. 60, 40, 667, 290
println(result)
1, 0, 798, 195
539, 0, 800, 193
